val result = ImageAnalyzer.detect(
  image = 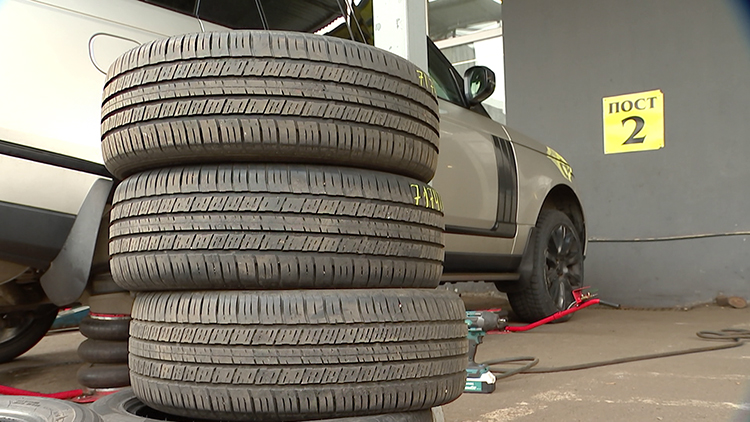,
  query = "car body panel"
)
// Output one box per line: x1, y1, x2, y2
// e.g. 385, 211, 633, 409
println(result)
508, 125, 587, 253
0, 0, 586, 305
89, 33, 141, 74
0, 200, 74, 269
0, 0, 199, 163
0, 0, 200, 221
0, 155, 99, 215
199, 20, 231, 33
432, 101, 500, 230
514, 142, 577, 226
0, 0, 199, 272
